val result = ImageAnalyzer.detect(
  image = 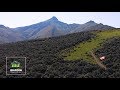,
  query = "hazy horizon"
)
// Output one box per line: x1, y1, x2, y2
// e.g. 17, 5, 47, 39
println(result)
0, 12, 120, 28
